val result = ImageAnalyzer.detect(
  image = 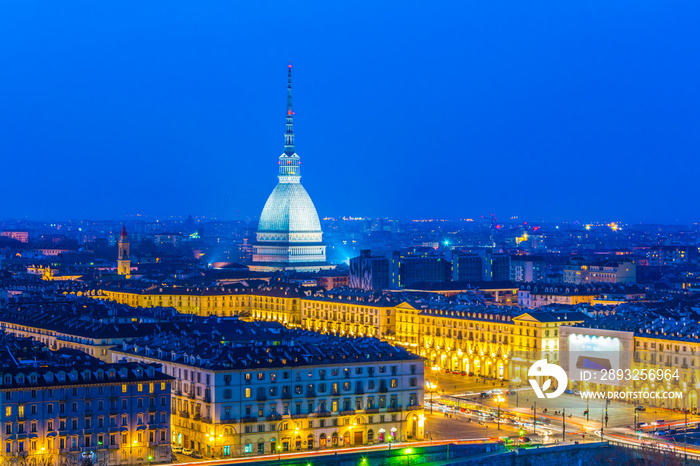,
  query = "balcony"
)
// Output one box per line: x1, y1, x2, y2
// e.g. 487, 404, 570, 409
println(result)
219, 418, 237, 424
354, 390, 364, 395
406, 405, 422, 411
256, 394, 268, 402
330, 390, 340, 397
316, 411, 332, 418
266, 414, 282, 422
240, 417, 257, 424
364, 408, 379, 414
305, 391, 316, 398
386, 406, 402, 412
179, 411, 190, 419
340, 410, 355, 416
291, 413, 308, 420
379, 387, 388, 393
